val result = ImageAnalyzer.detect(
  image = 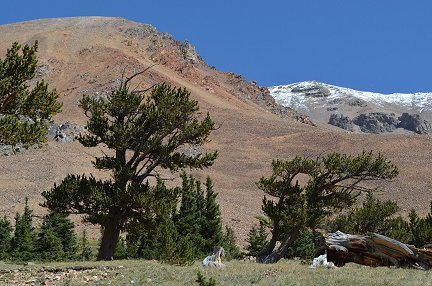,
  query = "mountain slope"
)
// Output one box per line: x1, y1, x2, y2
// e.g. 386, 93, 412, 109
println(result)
270, 81, 432, 133
1, 17, 432, 242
